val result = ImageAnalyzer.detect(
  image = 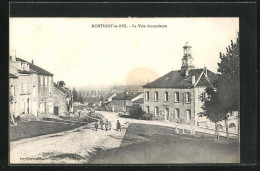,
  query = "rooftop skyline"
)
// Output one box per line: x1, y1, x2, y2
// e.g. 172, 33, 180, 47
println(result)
10, 18, 239, 88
